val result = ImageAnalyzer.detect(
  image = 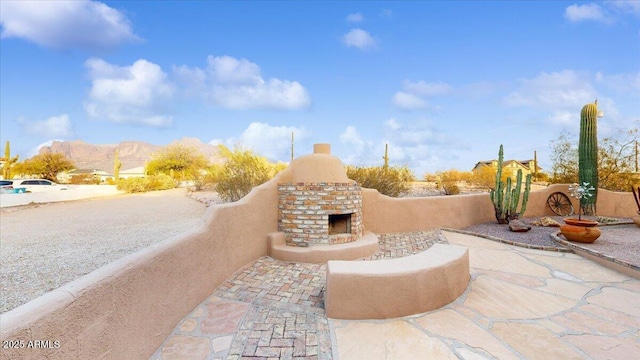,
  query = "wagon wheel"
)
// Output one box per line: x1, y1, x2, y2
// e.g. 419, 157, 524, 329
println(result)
546, 192, 574, 216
